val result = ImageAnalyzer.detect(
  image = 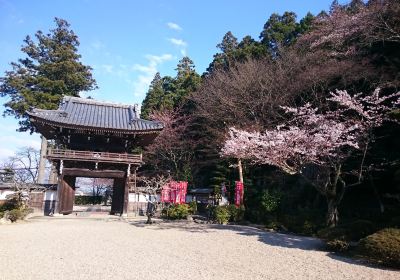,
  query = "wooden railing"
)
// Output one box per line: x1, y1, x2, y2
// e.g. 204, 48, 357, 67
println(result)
47, 149, 142, 164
